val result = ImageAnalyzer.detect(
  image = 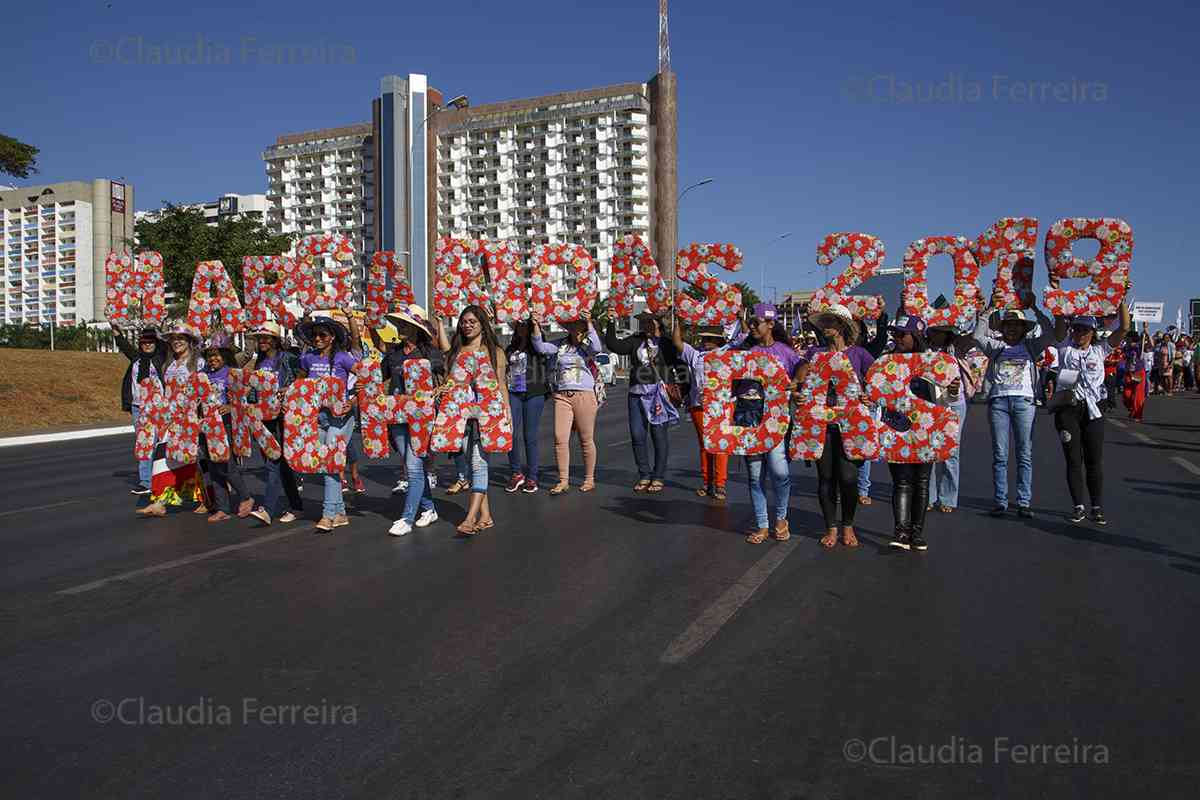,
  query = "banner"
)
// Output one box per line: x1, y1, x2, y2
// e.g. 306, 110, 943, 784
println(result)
1130, 302, 1164, 323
